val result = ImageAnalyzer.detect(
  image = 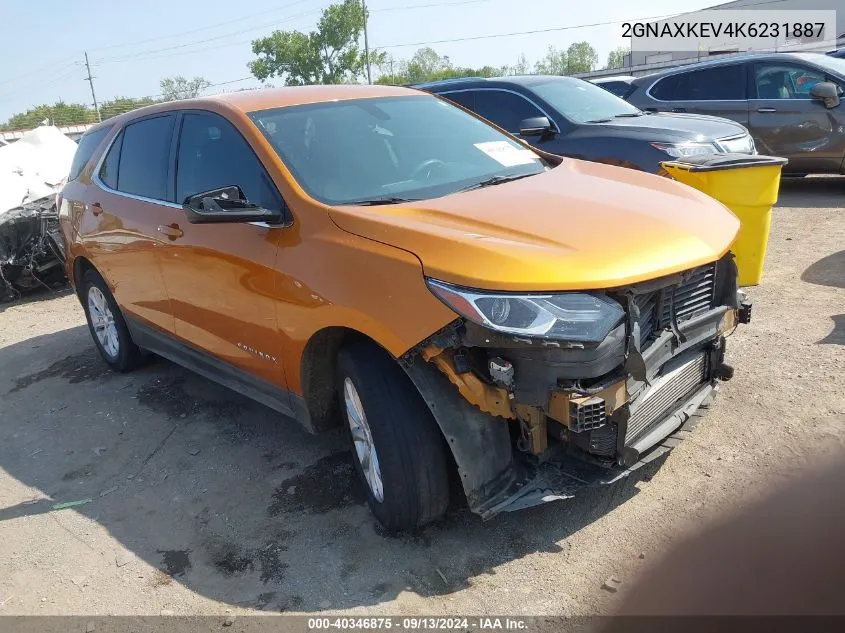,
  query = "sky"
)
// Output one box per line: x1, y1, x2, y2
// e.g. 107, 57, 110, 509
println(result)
0, 0, 718, 121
